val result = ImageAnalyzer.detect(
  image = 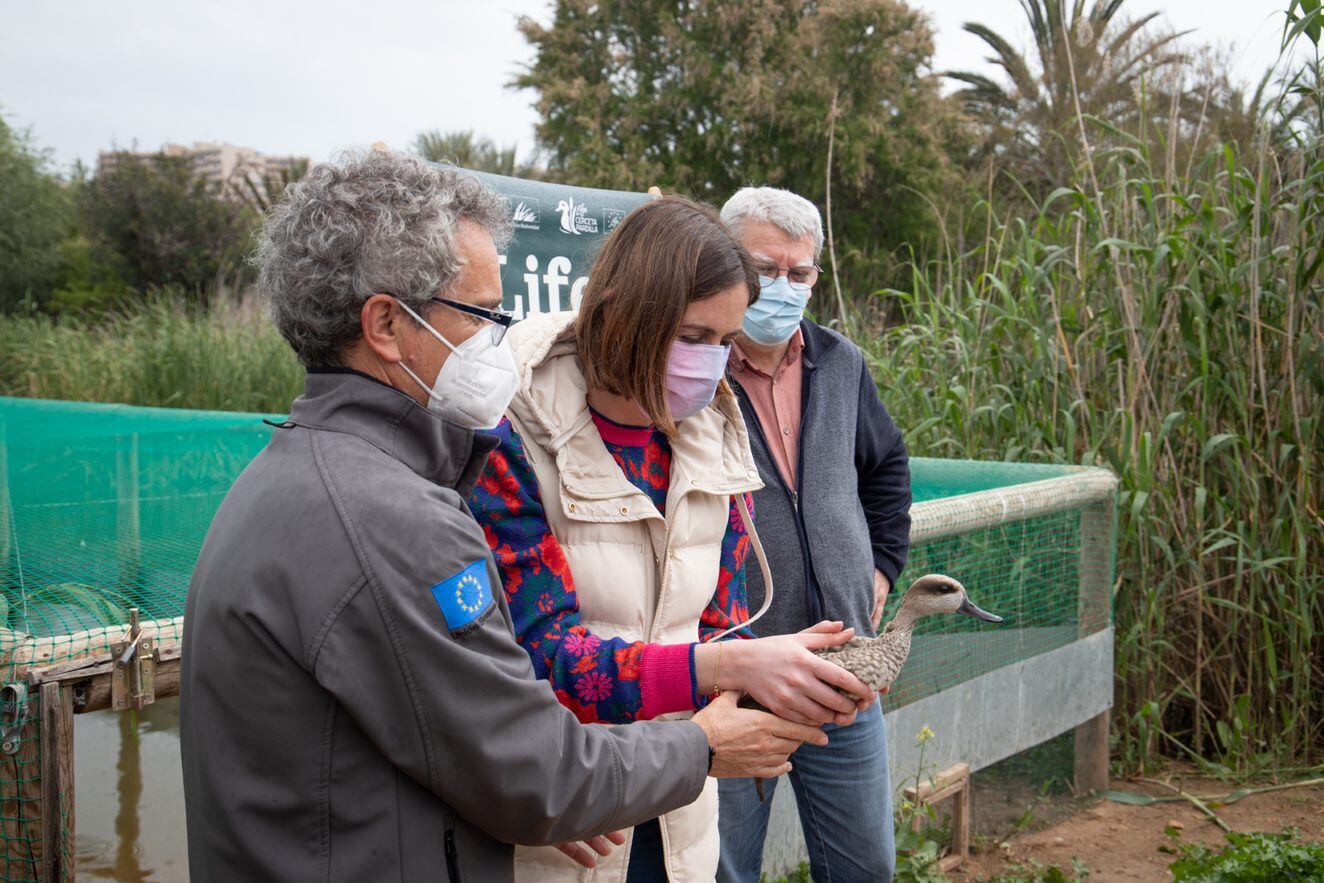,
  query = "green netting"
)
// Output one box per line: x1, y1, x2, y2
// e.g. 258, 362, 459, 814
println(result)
0, 395, 1116, 880
0, 397, 276, 880
883, 508, 1101, 709
909, 458, 1080, 502
0, 397, 276, 647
